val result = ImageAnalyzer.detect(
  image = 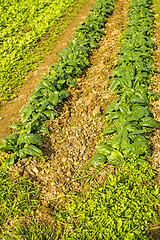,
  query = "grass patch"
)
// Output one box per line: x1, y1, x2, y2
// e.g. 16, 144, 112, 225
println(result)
0, 155, 40, 234
0, 220, 57, 240
54, 160, 159, 239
